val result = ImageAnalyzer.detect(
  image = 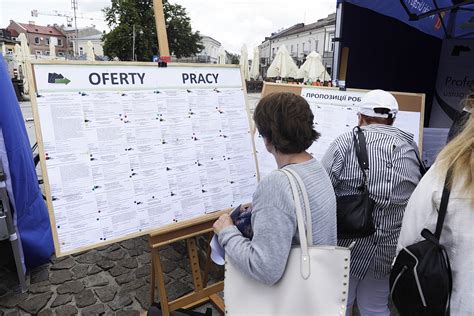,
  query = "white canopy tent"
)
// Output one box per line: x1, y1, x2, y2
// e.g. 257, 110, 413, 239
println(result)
267, 45, 298, 78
